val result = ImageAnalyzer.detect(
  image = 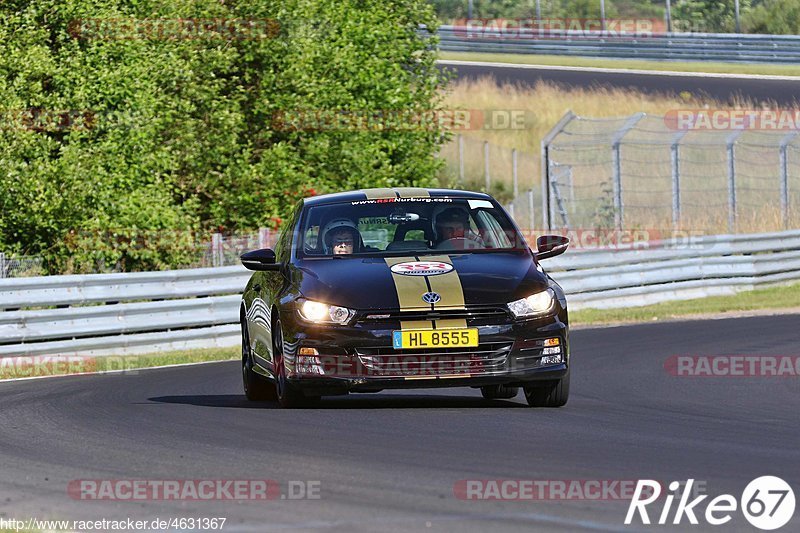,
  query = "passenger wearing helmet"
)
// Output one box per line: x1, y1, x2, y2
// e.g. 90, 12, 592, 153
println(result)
321, 218, 361, 255
432, 207, 483, 248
